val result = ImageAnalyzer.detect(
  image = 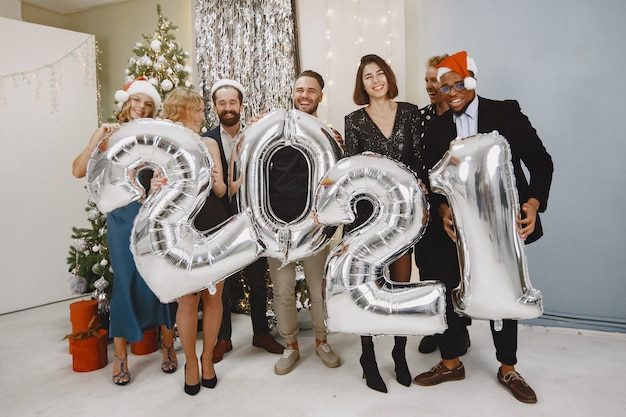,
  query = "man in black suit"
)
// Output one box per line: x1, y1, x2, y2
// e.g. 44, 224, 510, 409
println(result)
203, 79, 284, 363
412, 51, 553, 404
